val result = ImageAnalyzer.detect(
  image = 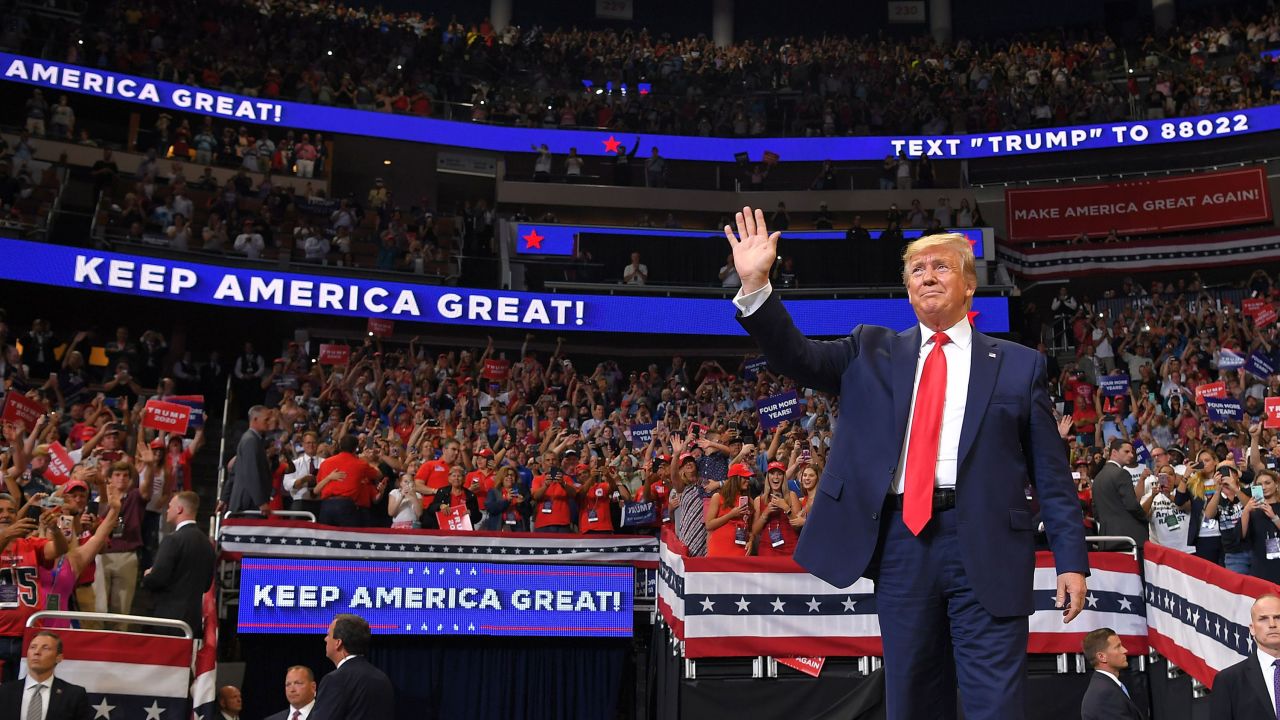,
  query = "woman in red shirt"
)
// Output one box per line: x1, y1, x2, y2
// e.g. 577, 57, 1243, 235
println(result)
753, 461, 800, 556
791, 463, 820, 531
577, 469, 631, 535
531, 467, 576, 533
704, 463, 754, 557
423, 466, 480, 531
